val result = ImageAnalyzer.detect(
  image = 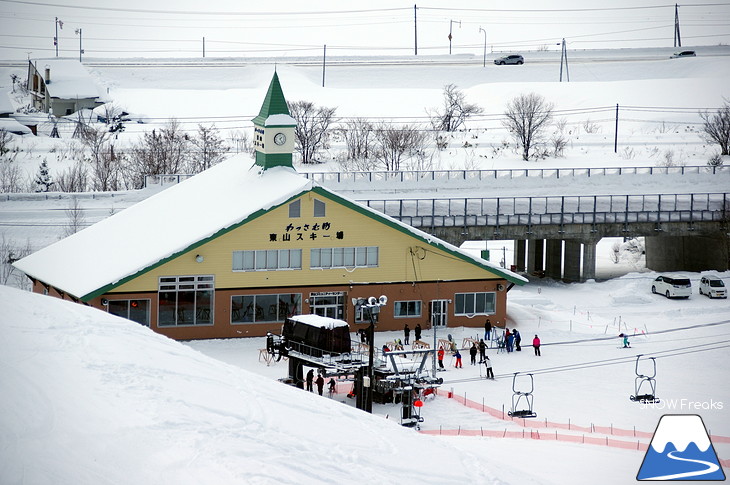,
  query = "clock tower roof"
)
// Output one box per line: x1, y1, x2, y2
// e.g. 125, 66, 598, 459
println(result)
252, 71, 294, 127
